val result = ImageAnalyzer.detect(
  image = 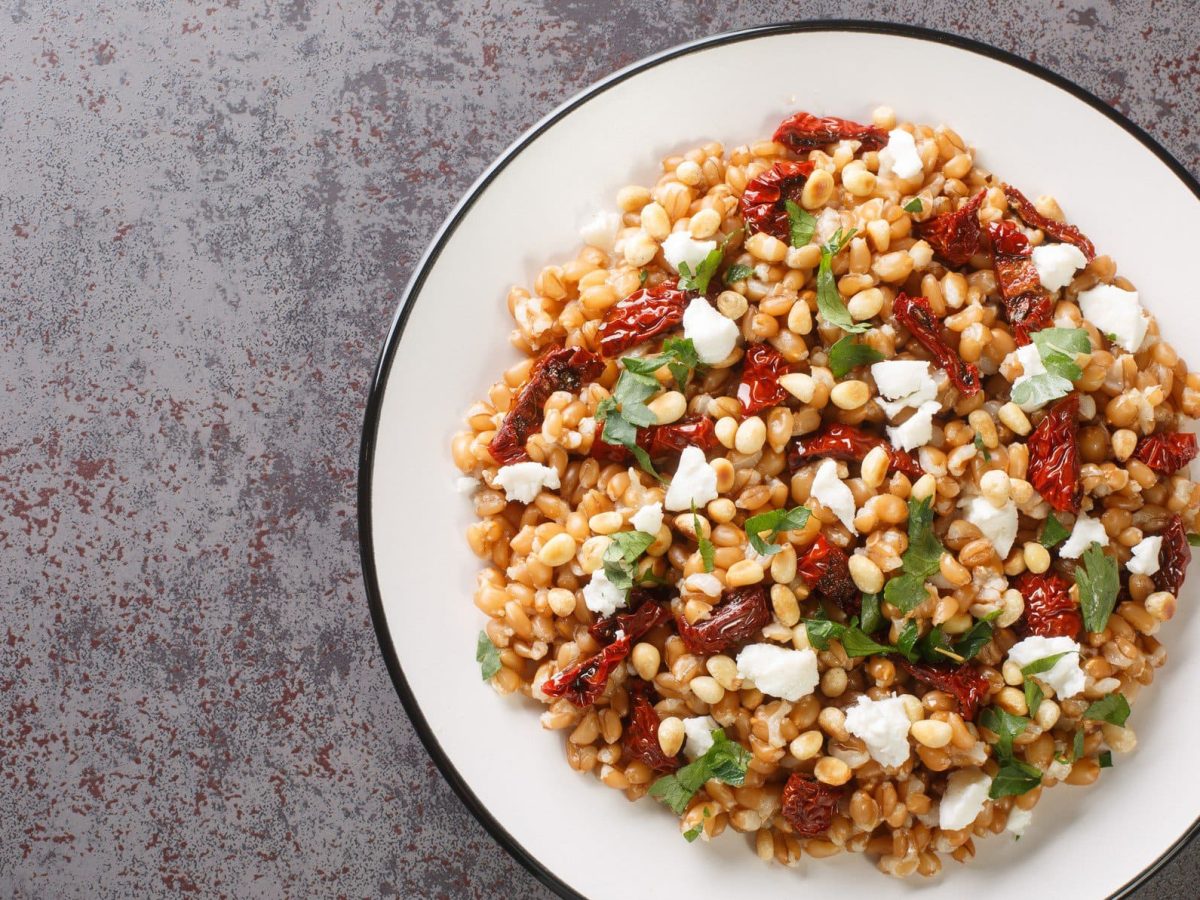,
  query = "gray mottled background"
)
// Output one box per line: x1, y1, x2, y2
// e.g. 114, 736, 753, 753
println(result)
0, 1, 1195, 897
